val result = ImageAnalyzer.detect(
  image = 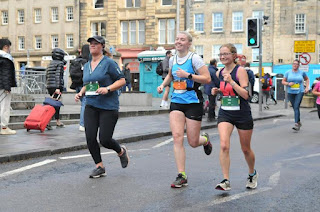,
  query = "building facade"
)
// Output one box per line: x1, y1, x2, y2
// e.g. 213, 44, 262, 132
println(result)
190, 0, 320, 66
0, 0, 80, 68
